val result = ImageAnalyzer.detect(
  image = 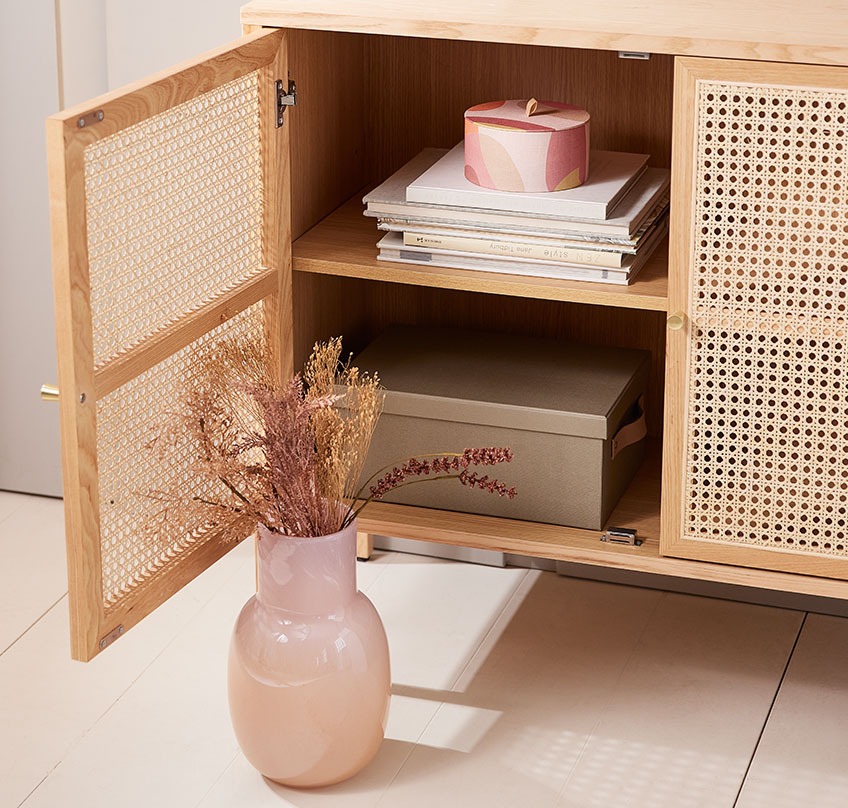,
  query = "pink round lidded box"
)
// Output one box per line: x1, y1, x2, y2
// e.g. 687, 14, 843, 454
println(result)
464, 99, 590, 193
